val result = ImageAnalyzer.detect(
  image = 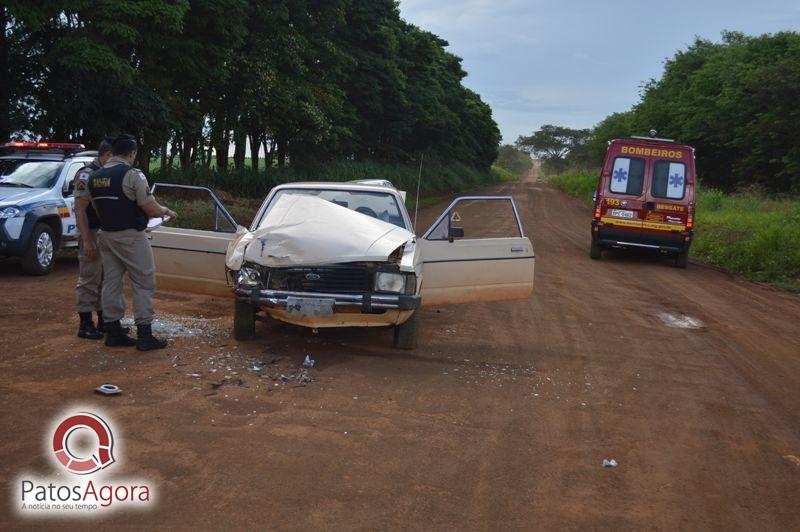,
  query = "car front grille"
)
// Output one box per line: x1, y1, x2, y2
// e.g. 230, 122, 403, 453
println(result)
268, 266, 372, 293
